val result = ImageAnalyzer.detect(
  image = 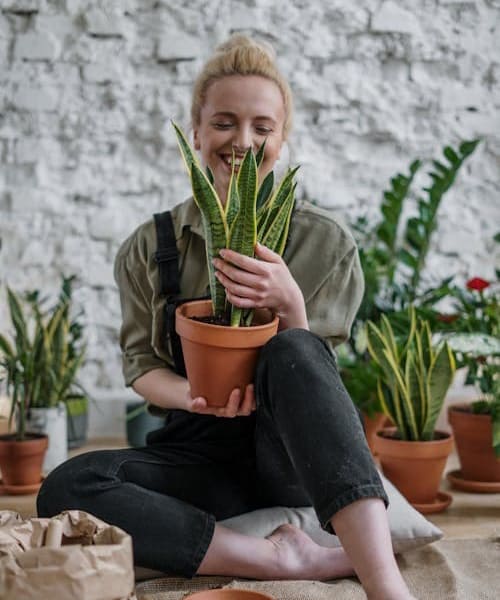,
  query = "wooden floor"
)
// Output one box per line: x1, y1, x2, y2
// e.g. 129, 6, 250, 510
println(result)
1, 438, 499, 540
